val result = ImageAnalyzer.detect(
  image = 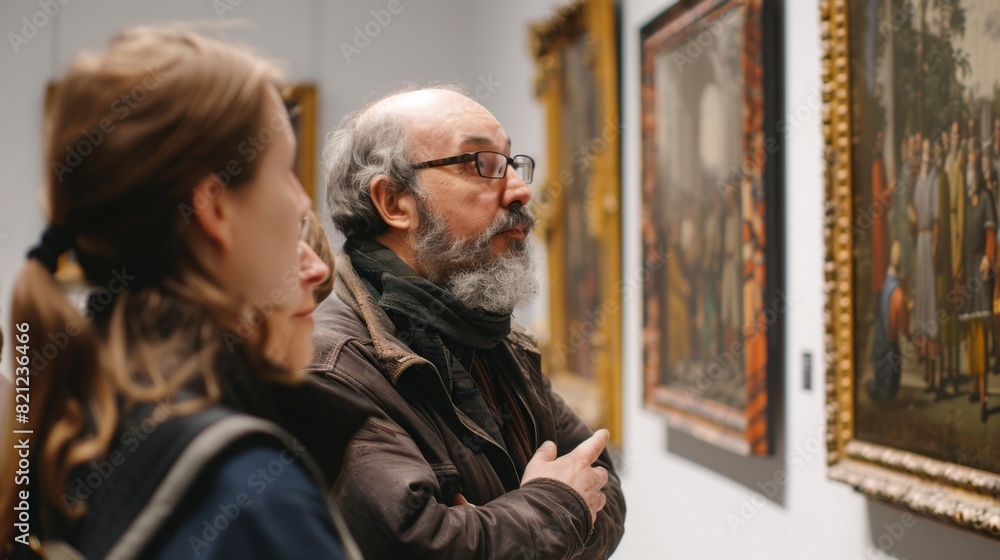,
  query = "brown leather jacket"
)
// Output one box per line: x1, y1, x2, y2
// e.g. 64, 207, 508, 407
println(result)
307, 253, 626, 559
